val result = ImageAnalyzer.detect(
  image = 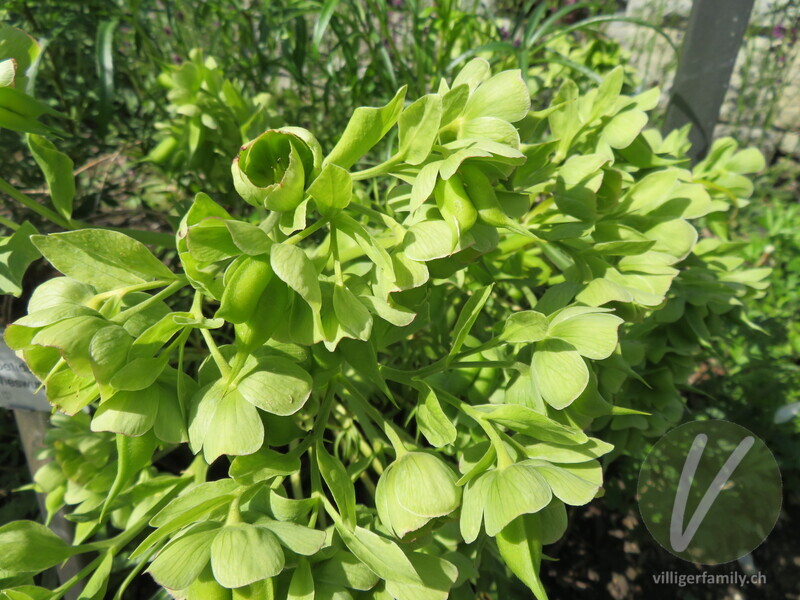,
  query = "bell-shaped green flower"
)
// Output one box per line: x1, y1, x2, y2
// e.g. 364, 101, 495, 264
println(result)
376, 451, 461, 539
232, 127, 322, 212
